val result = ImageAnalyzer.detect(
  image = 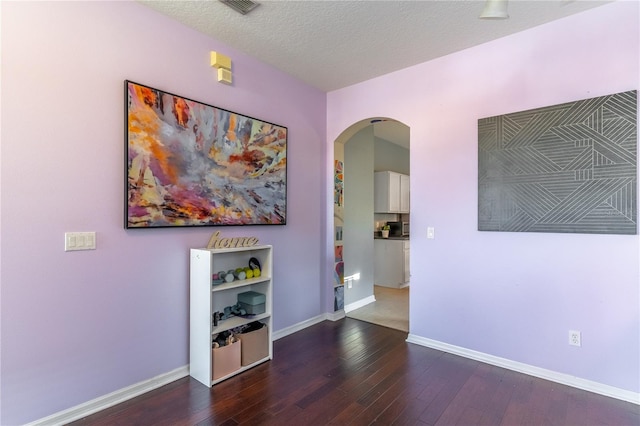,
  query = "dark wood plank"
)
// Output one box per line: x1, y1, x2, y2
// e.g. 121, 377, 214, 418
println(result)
70, 318, 640, 426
